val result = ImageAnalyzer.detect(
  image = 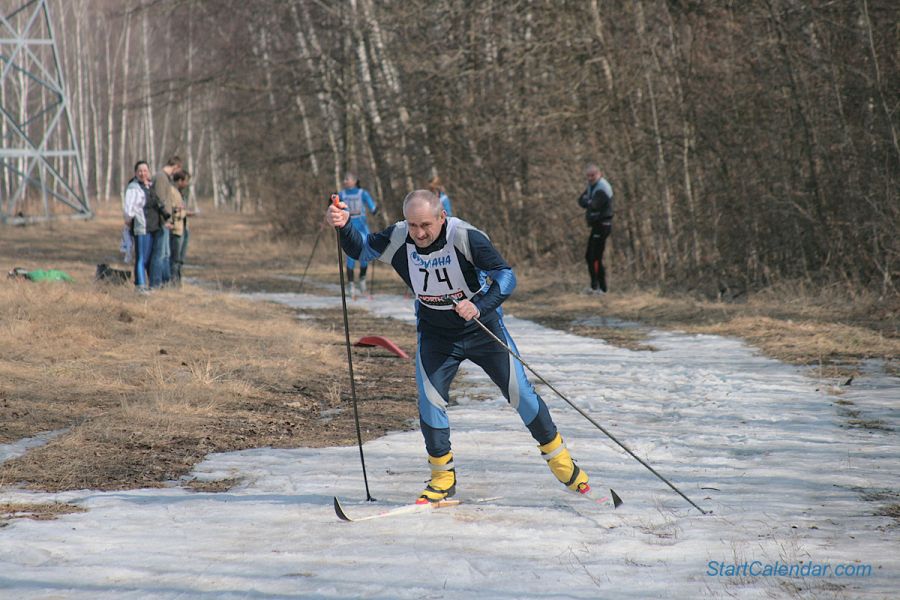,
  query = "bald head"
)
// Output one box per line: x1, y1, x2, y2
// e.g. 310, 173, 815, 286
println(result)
402, 189, 442, 219
403, 189, 446, 248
